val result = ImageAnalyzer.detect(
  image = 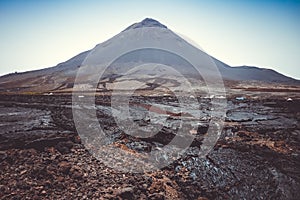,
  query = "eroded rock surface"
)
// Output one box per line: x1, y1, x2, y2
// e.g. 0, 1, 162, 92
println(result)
0, 94, 299, 199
